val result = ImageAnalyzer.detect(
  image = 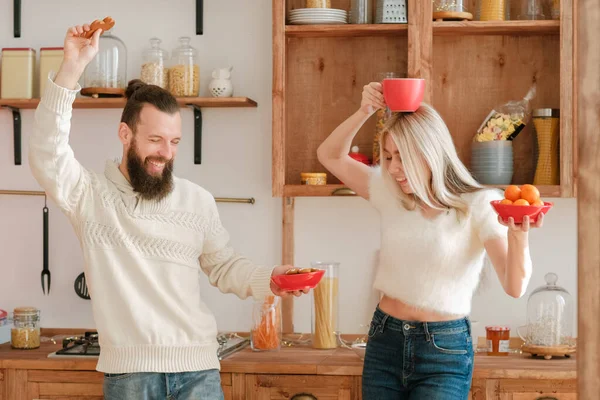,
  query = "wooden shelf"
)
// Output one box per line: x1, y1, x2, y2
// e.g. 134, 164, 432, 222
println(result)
284, 21, 558, 38
284, 184, 561, 198
0, 96, 258, 110
433, 20, 560, 36
285, 23, 408, 38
